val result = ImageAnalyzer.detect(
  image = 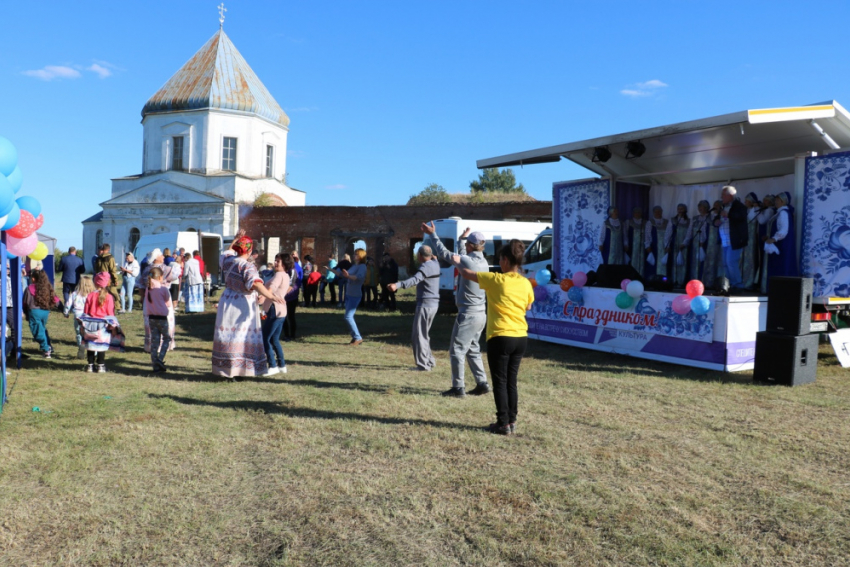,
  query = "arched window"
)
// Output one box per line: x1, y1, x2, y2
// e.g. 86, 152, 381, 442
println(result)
128, 228, 141, 253
95, 229, 104, 251
186, 227, 197, 232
